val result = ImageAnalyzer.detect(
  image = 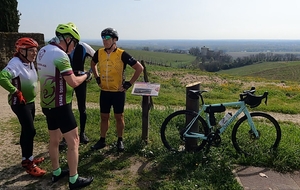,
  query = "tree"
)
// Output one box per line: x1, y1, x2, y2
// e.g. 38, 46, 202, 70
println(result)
189, 47, 201, 56
0, 0, 21, 32
142, 47, 149, 51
